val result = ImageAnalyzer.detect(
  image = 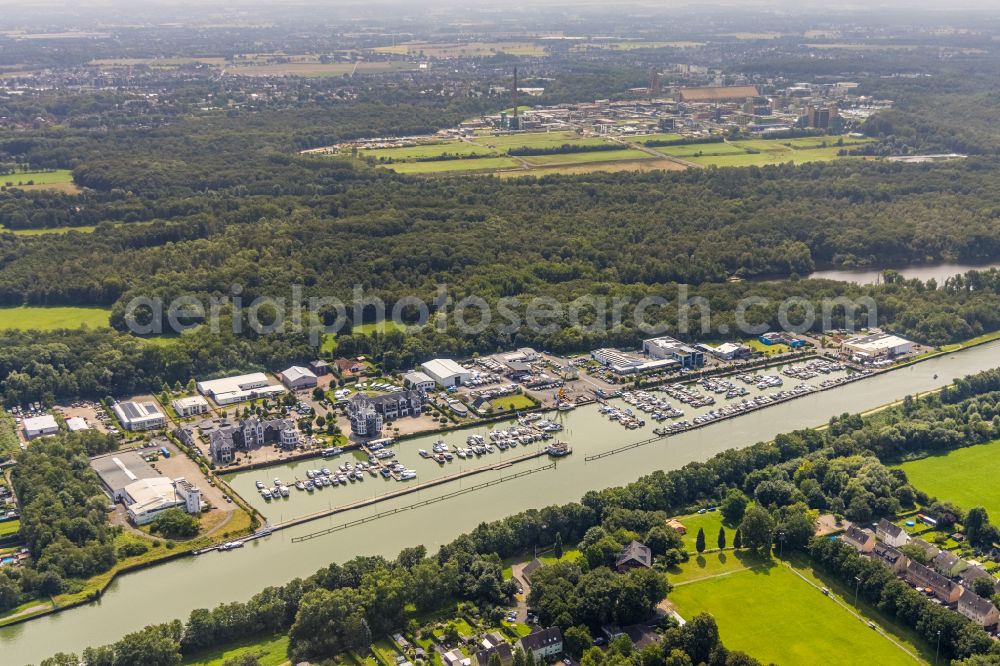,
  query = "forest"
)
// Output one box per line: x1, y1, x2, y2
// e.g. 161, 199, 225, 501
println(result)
1, 431, 119, 610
